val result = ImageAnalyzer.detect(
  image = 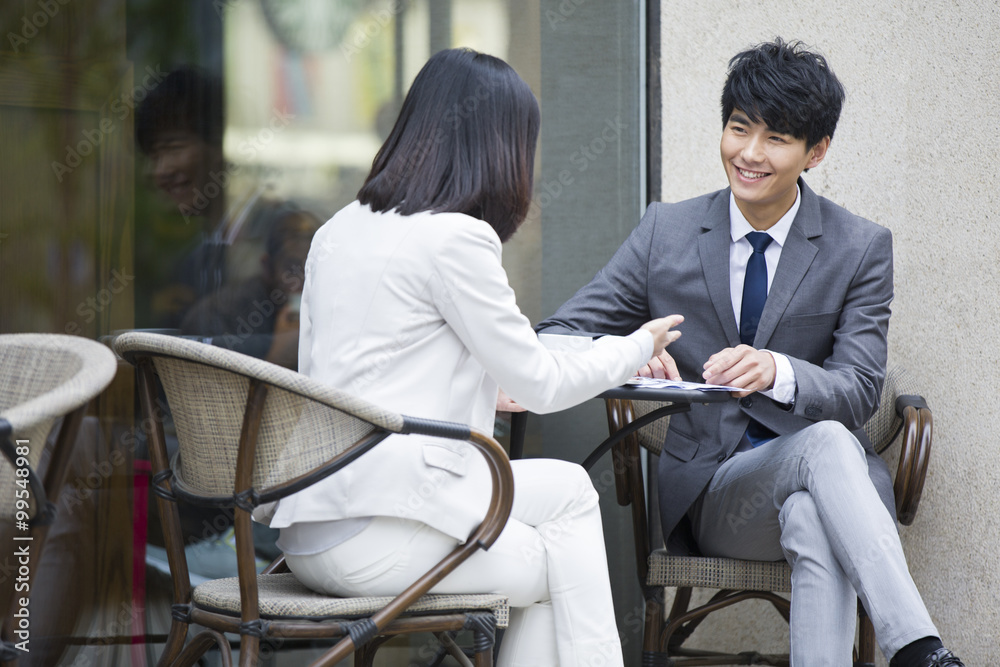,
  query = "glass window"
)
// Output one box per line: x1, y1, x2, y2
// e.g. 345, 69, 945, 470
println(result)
0, 1, 645, 662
